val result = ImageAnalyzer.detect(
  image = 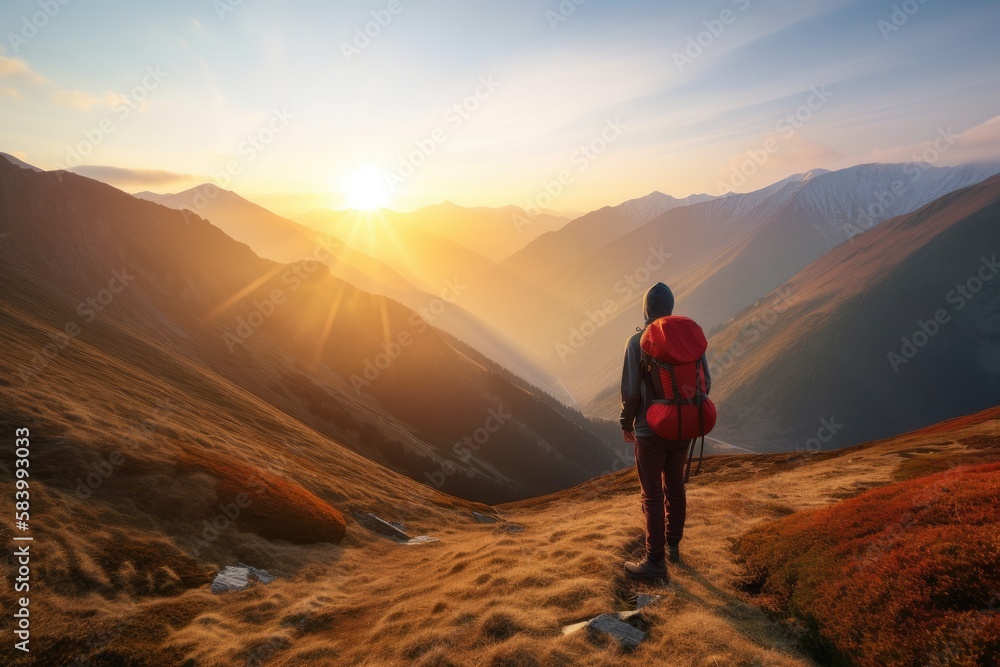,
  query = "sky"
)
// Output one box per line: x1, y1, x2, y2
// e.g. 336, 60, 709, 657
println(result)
2, 0, 999, 216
